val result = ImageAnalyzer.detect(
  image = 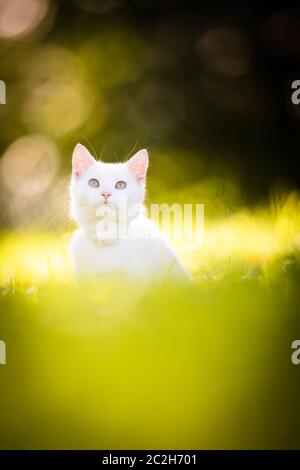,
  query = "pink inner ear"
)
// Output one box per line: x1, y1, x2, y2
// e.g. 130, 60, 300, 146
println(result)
127, 149, 148, 182
72, 144, 94, 178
